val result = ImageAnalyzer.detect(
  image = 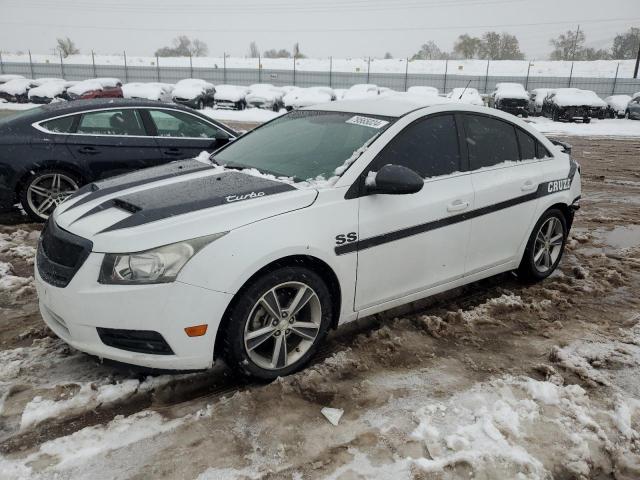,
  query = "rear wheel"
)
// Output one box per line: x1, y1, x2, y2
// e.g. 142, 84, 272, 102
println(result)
583, 117, 591, 124
517, 209, 567, 282
20, 169, 80, 221
222, 266, 333, 381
